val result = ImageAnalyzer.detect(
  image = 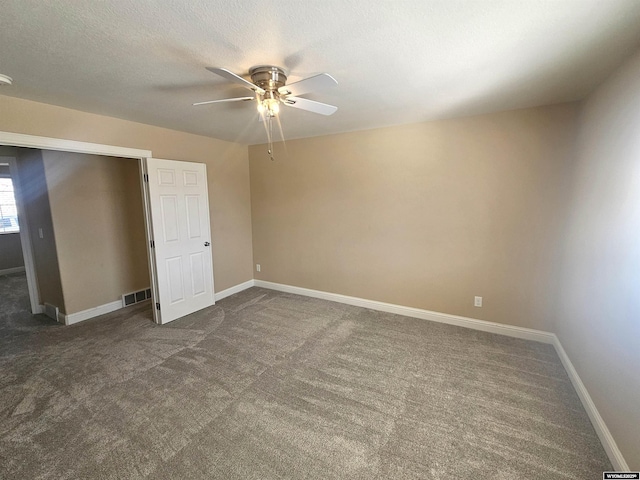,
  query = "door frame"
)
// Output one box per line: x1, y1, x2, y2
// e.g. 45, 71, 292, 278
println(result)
0, 131, 155, 318
139, 159, 160, 323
